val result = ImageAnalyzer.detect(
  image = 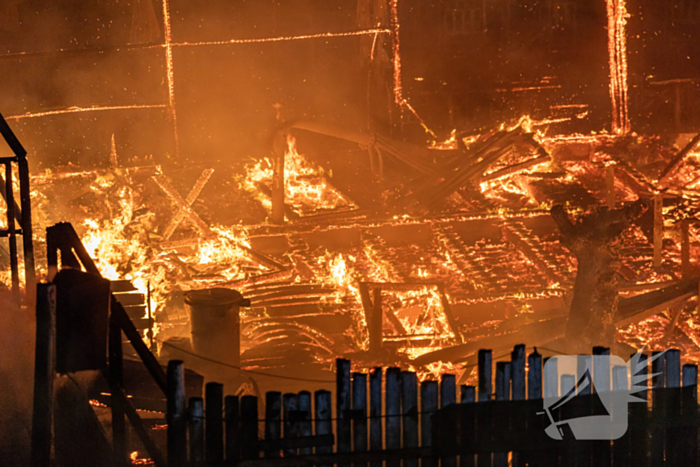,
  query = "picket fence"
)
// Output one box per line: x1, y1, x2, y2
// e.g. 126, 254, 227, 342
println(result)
166, 345, 700, 467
